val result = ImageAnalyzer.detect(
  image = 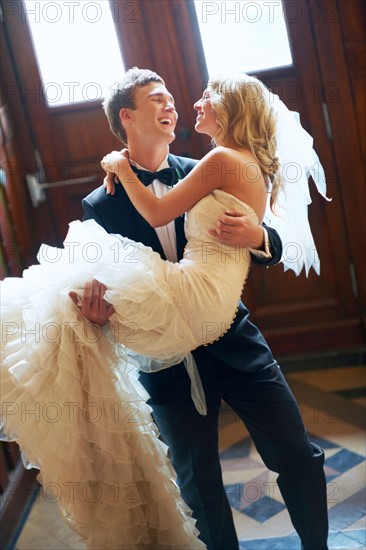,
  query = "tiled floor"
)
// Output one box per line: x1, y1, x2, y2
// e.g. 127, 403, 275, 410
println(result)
218, 363, 366, 549
11, 363, 366, 549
